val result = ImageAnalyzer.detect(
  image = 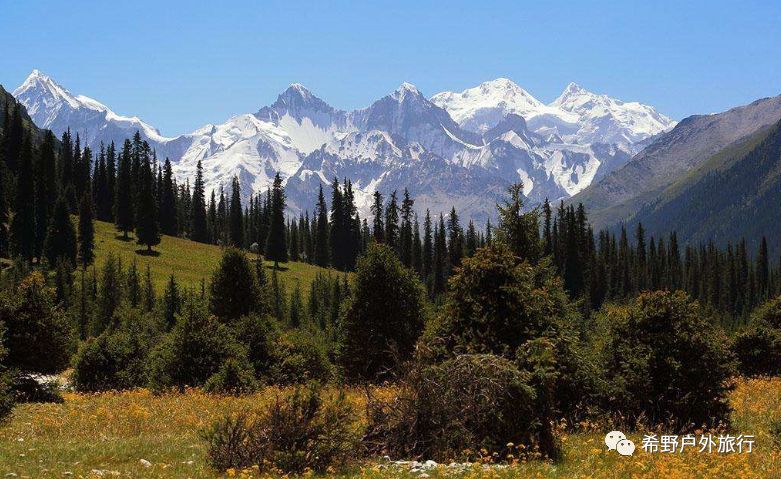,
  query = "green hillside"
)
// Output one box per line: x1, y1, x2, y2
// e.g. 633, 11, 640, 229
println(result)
627, 119, 781, 255
93, 220, 335, 293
